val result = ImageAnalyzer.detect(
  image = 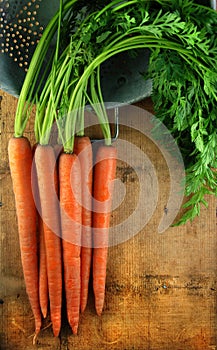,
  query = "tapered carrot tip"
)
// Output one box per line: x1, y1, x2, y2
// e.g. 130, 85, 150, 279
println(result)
33, 325, 41, 345
80, 294, 88, 313
33, 334, 37, 345
95, 294, 104, 316
53, 325, 61, 338
96, 310, 102, 317
80, 305, 85, 314
42, 310, 47, 319
96, 306, 103, 317
71, 324, 78, 335
35, 322, 41, 338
